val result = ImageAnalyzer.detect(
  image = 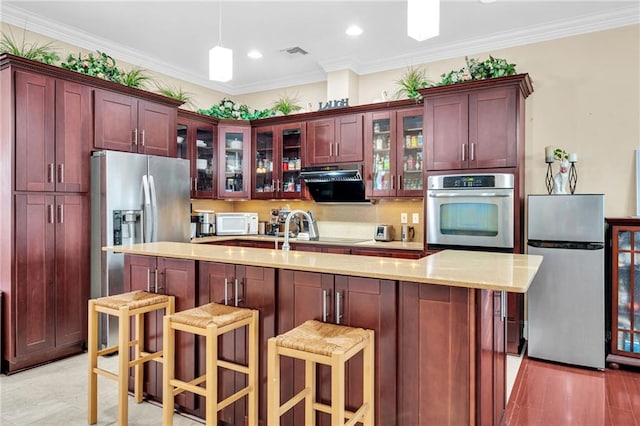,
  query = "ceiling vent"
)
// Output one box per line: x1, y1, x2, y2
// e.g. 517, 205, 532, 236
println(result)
280, 46, 309, 56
